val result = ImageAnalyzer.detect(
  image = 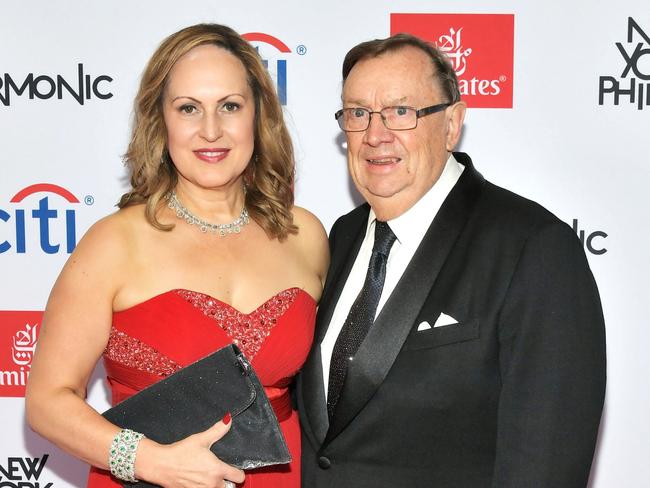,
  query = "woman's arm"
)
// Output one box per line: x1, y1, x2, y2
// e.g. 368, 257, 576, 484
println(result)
25, 213, 244, 487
